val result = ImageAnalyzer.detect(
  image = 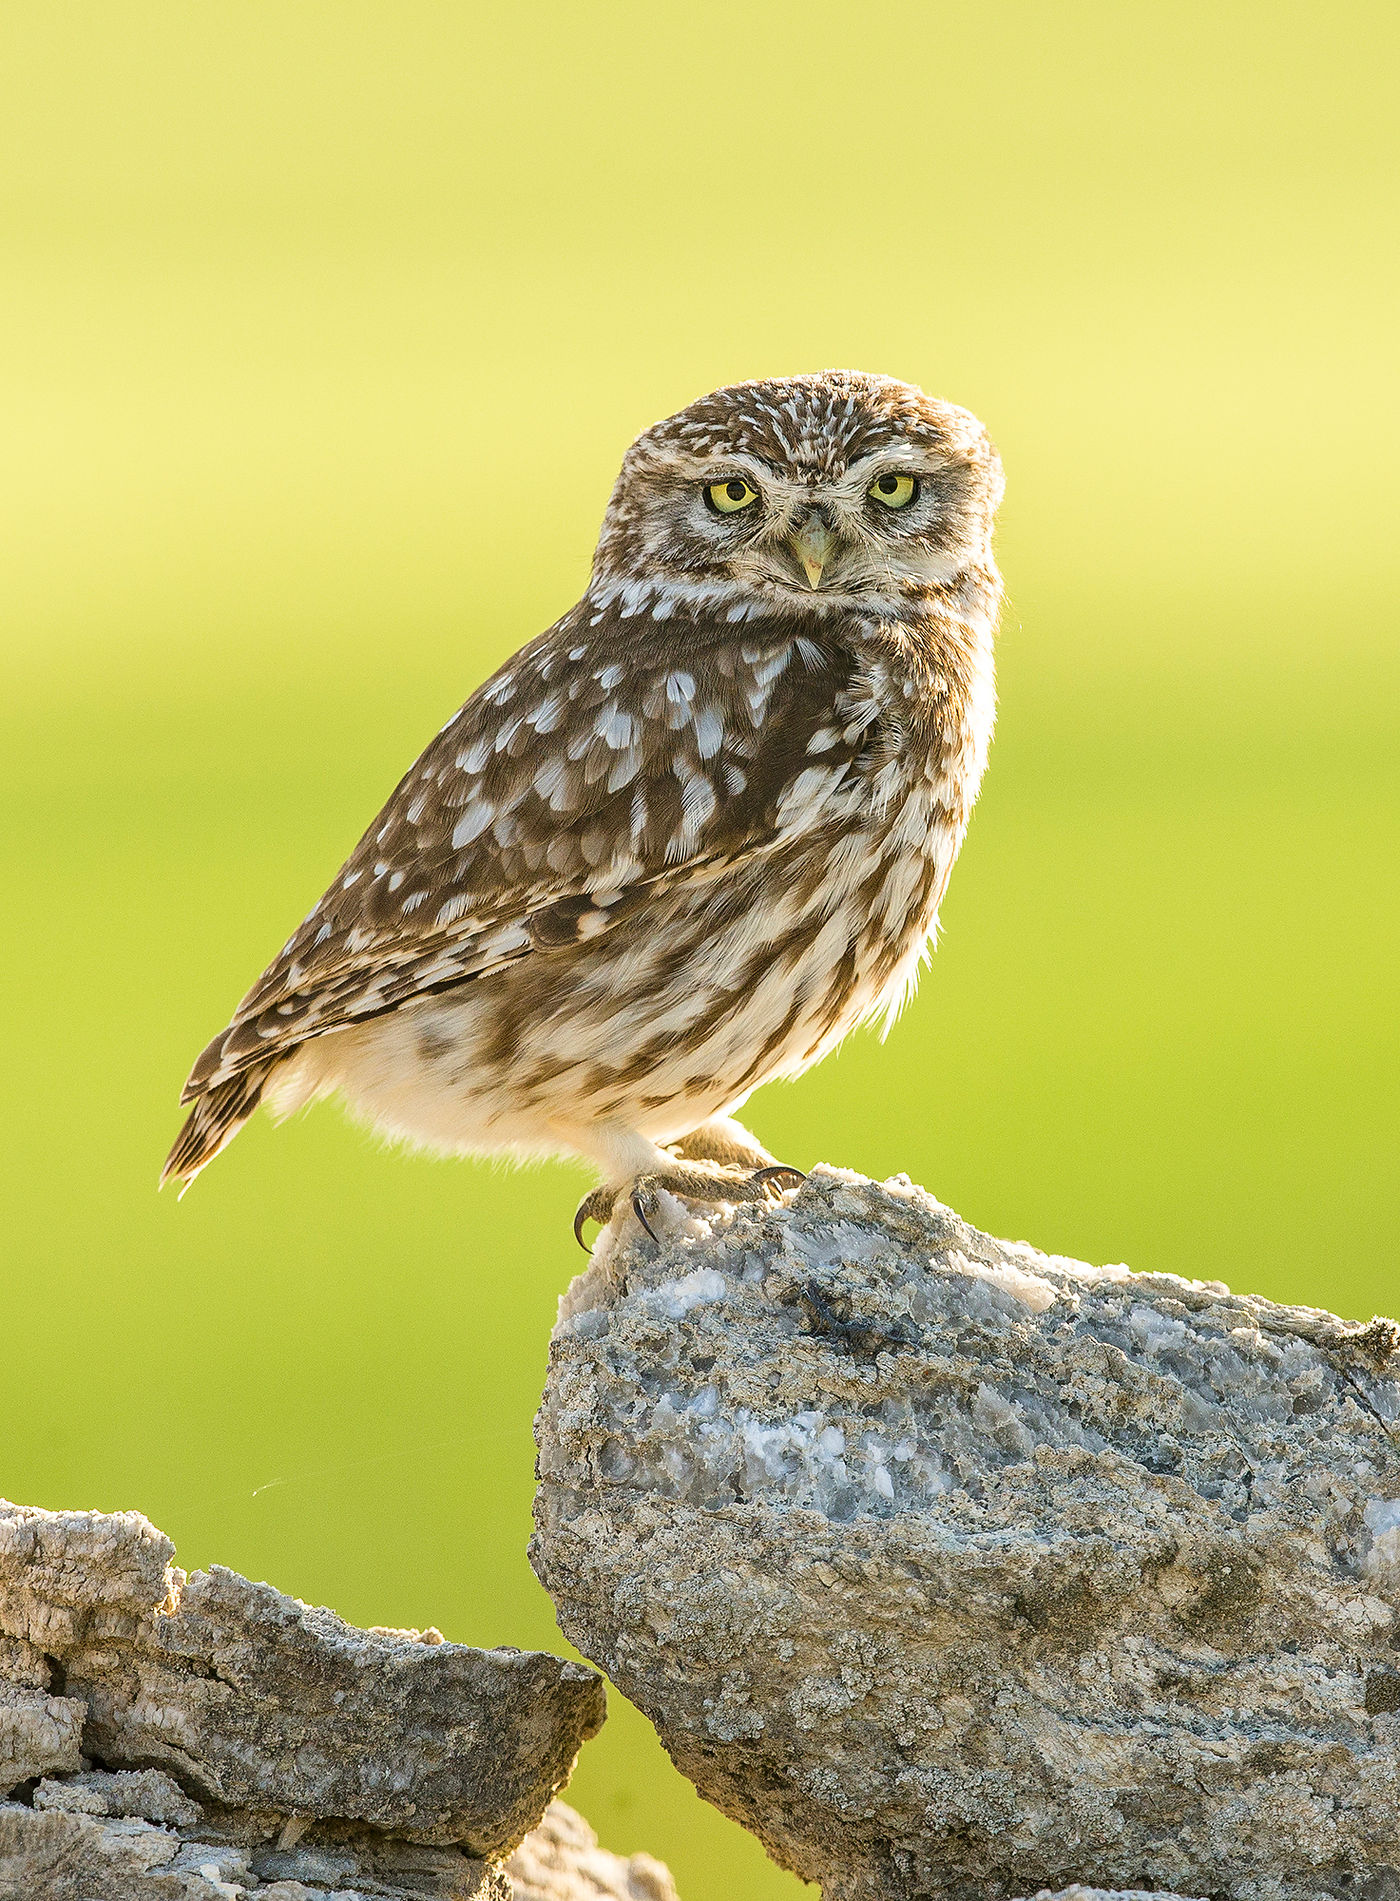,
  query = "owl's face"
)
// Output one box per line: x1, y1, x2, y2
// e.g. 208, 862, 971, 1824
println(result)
592, 371, 1003, 608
